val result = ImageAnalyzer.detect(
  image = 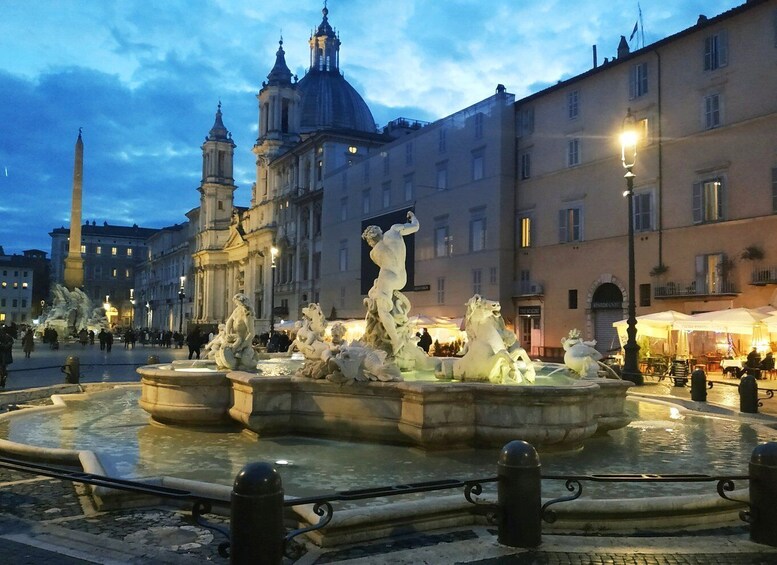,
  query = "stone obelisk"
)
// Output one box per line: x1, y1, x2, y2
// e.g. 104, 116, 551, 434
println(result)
63, 129, 85, 290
